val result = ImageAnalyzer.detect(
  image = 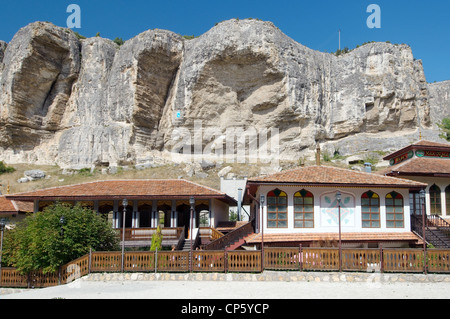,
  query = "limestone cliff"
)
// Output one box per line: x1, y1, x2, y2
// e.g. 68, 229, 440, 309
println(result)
0, 20, 447, 168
